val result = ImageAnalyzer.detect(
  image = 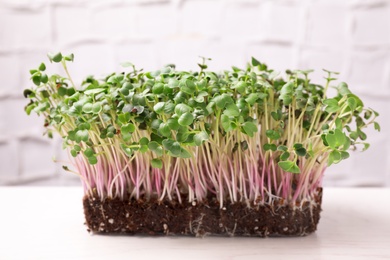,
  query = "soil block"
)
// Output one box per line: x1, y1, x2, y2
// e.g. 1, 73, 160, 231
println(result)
83, 189, 322, 237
